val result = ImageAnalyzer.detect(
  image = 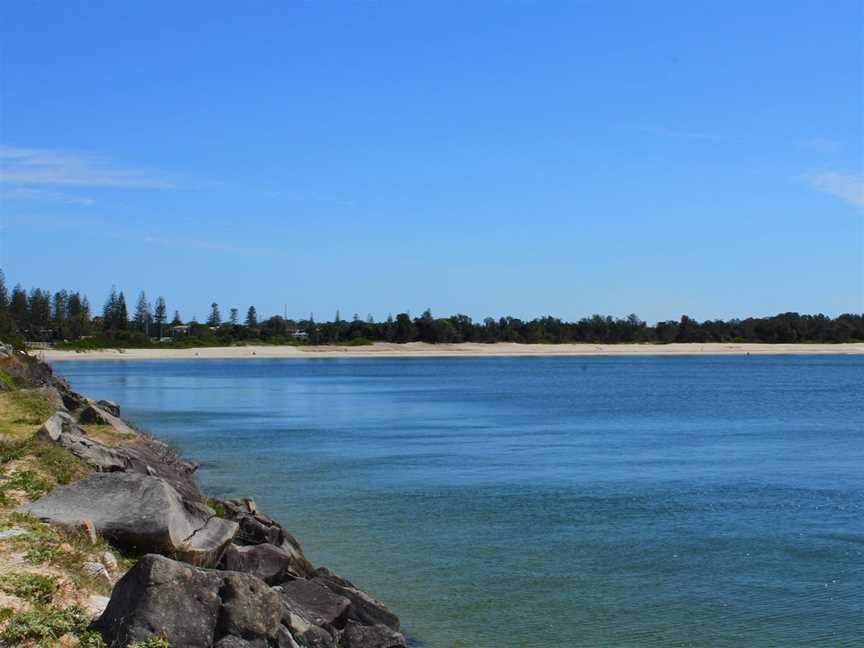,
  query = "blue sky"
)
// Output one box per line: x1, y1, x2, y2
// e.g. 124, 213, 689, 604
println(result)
0, 1, 861, 323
